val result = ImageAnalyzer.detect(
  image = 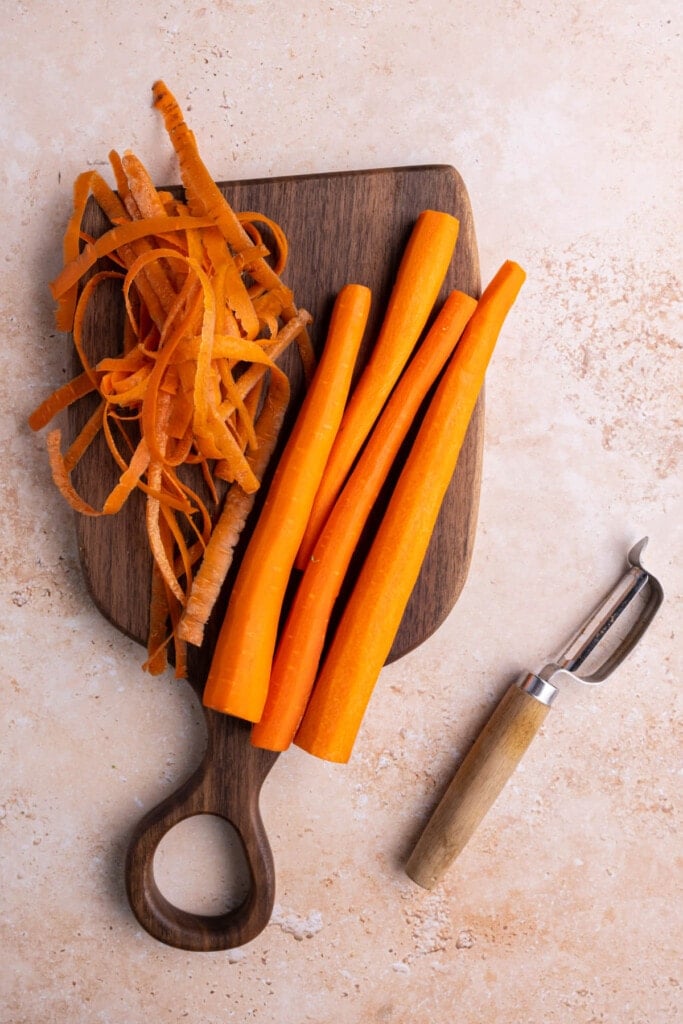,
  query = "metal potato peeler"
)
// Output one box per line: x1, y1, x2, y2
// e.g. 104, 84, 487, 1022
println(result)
406, 537, 664, 889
